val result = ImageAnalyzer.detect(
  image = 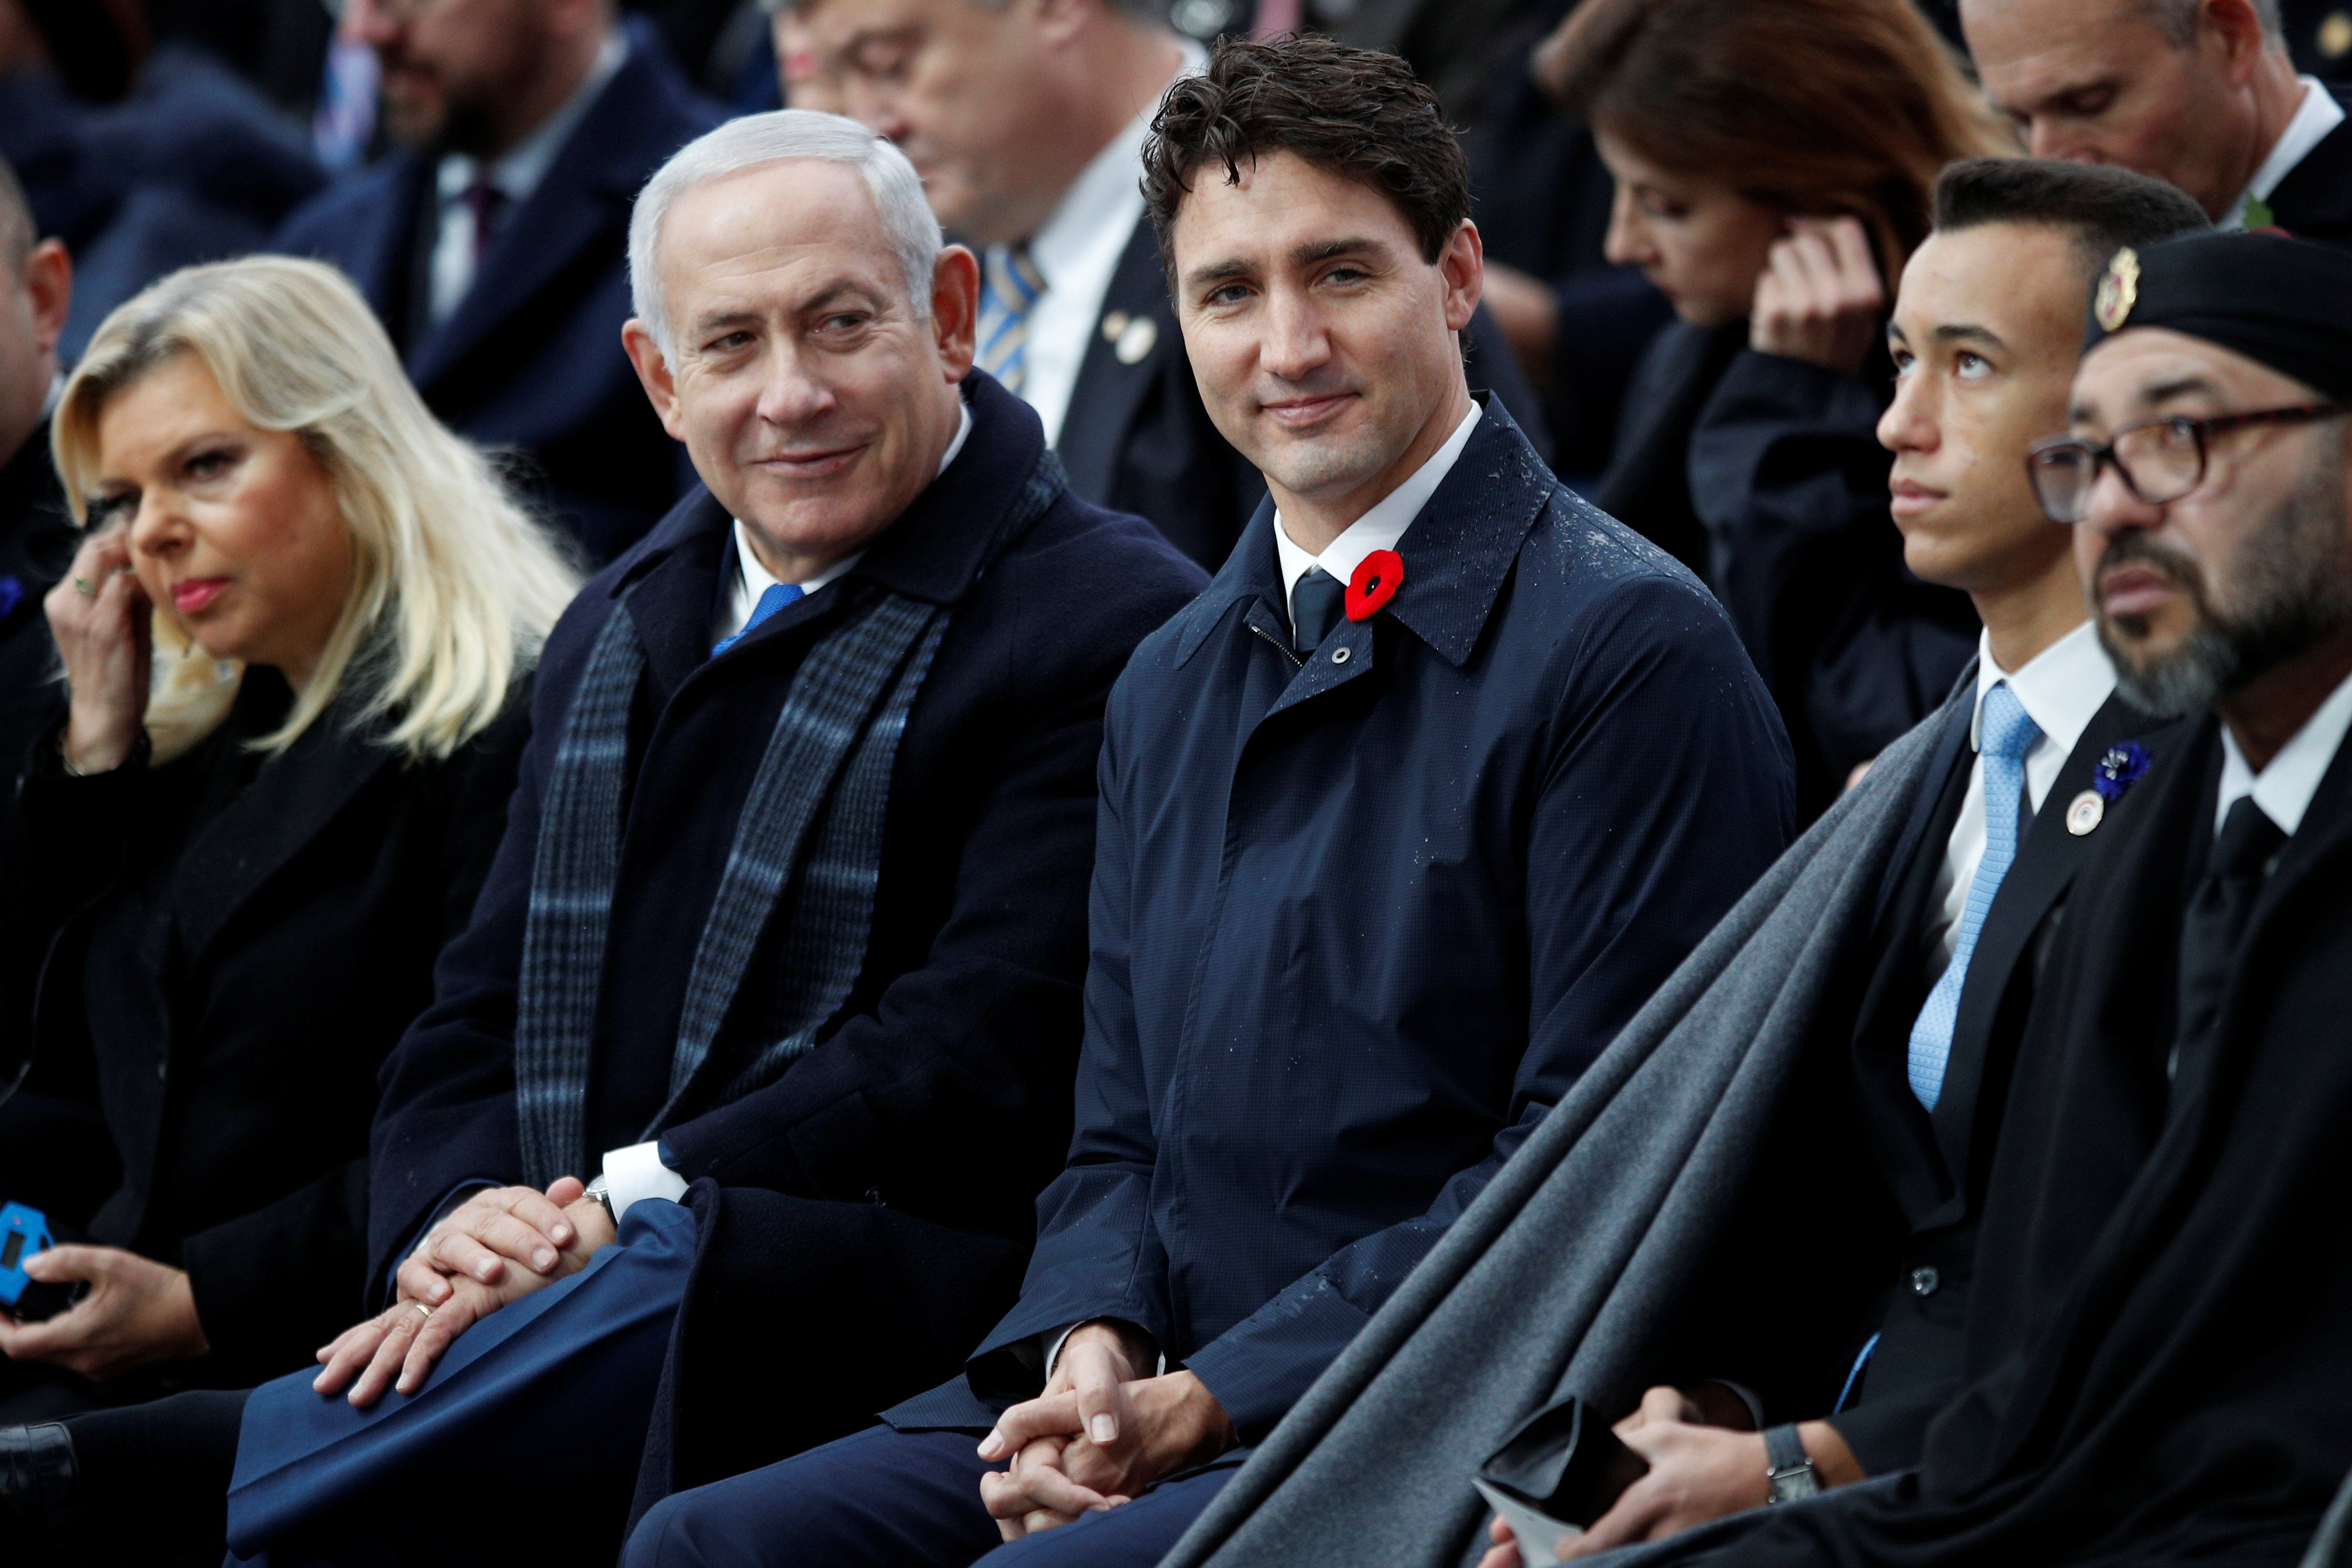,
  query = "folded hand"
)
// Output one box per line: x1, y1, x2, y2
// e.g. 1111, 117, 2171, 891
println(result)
0, 1244, 208, 1380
